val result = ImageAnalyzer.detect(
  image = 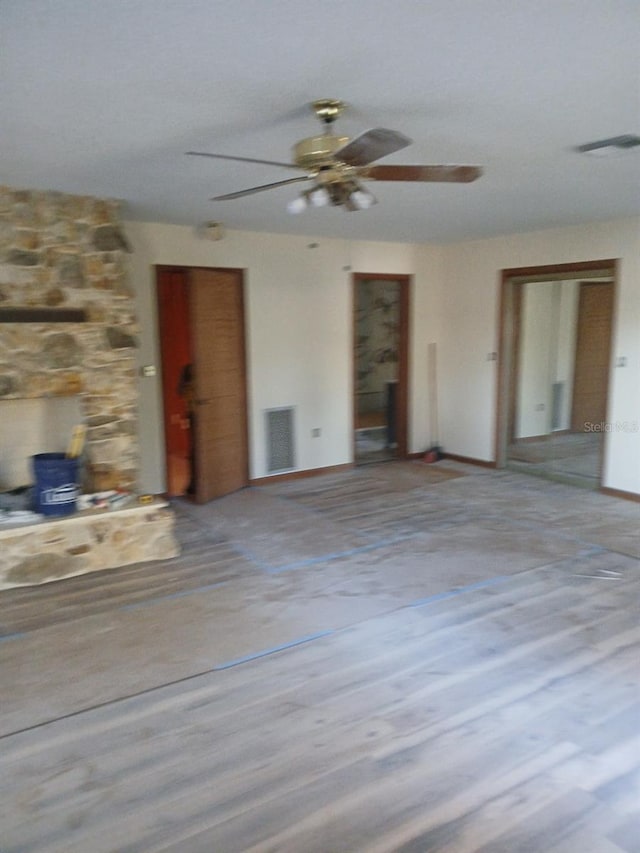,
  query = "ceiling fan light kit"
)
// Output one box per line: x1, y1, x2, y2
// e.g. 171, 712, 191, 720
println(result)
286, 195, 309, 215
308, 186, 330, 207
187, 99, 482, 213
350, 187, 377, 210
287, 178, 378, 214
